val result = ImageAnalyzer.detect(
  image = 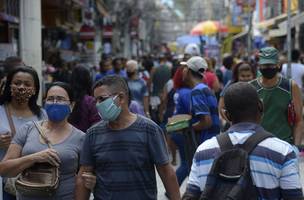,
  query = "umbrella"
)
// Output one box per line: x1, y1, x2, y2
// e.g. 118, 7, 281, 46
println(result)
176, 35, 201, 46
176, 35, 219, 46
190, 20, 228, 35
